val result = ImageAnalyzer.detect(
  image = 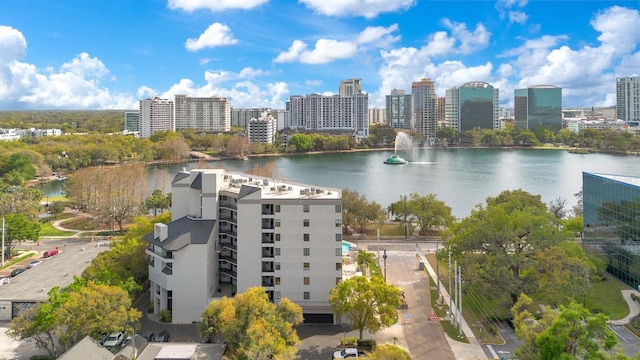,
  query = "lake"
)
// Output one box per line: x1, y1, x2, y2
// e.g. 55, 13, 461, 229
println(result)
43, 148, 640, 219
